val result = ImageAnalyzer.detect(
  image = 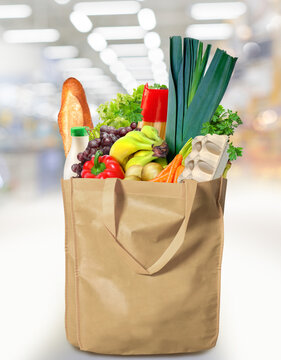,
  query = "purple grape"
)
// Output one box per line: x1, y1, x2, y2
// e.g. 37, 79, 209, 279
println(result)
90, 148, 97, 157
102, 137, 112, 146
95, 138, 101, 146
77, 152, 84, 162
107, 126, 115, 134
84, 149, 90, 156
88, 139, 99, 148
130, 122, 137, 129
119, 127, 127, 136
102, 146, 110, 155
125, 127, 132, 133
100, 125, 108, 133
134, 128, 141, 131
71, 164, 79, 173
108, 133, 117, 142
